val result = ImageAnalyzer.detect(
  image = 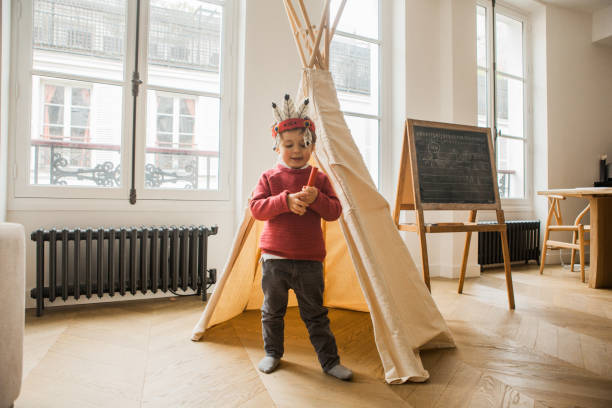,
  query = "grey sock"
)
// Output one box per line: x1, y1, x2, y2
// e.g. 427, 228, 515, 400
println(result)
258, 356, 281, 374
325, 364, 353, 381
